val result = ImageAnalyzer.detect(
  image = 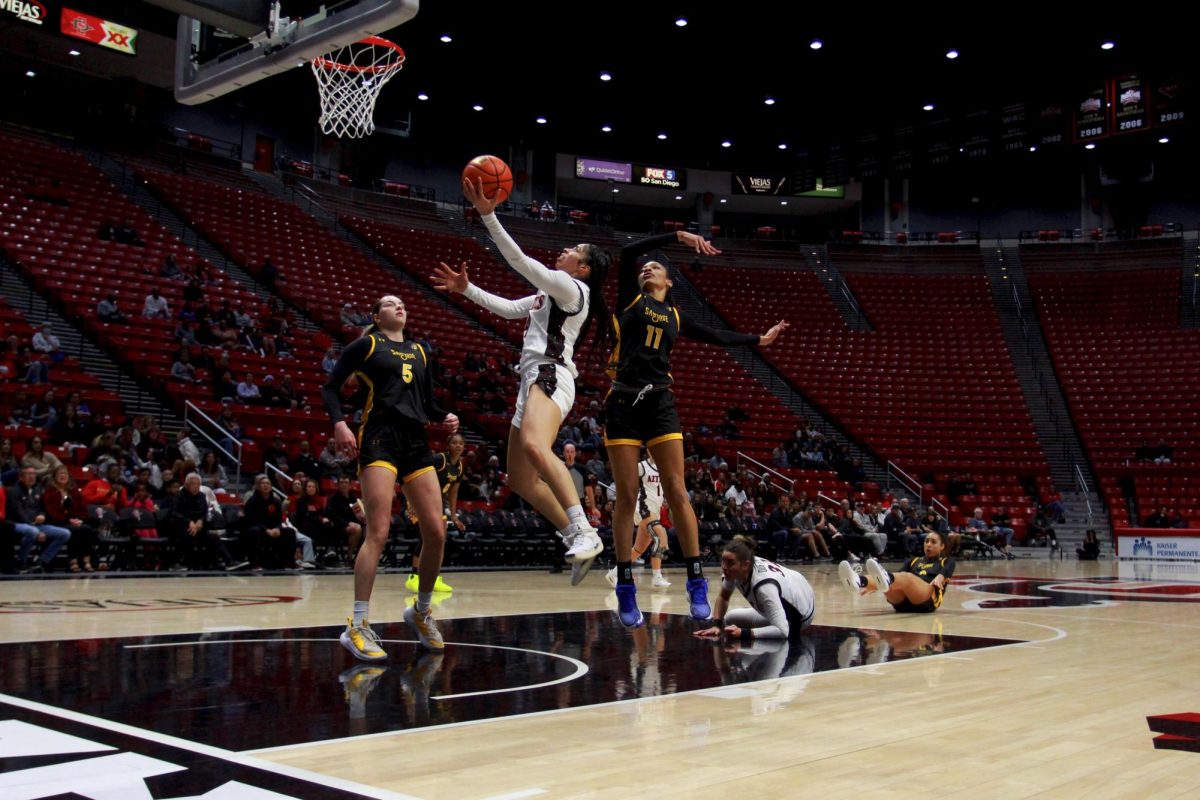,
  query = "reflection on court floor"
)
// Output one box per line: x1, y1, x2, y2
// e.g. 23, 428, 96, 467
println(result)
0, 610, 1020, 750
